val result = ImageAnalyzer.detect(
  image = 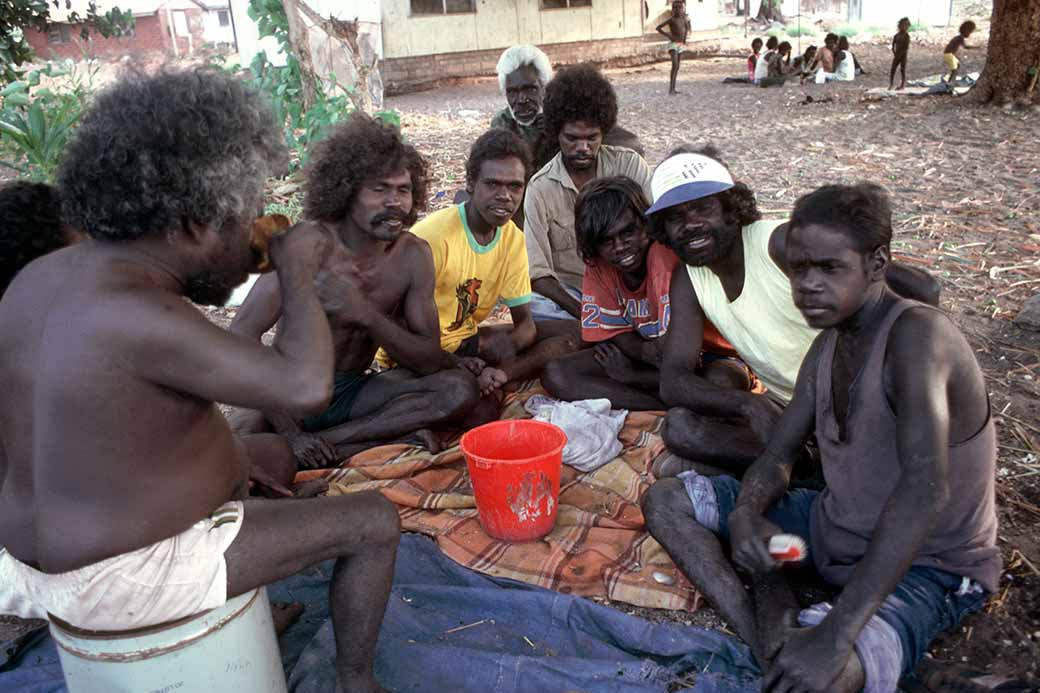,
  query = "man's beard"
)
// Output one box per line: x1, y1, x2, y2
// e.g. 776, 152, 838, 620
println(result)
509, 105, 541, 127
675, 224, 740, 267
185, 268, 244, 307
